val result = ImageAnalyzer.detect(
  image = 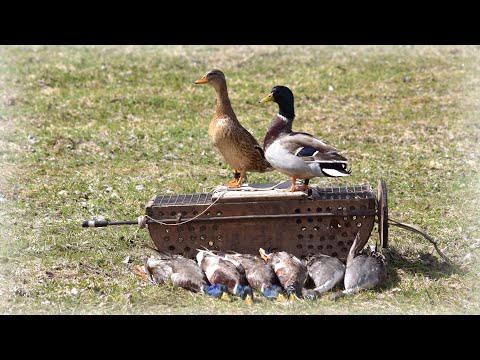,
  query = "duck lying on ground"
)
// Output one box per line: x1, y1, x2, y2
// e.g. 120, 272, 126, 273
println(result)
134, 253, 228, 299
259, 248, 308, 300
224, 252, 284, 300
302, 253, 345, 300
197, 249, 254, 304
331, 233, 387, 300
